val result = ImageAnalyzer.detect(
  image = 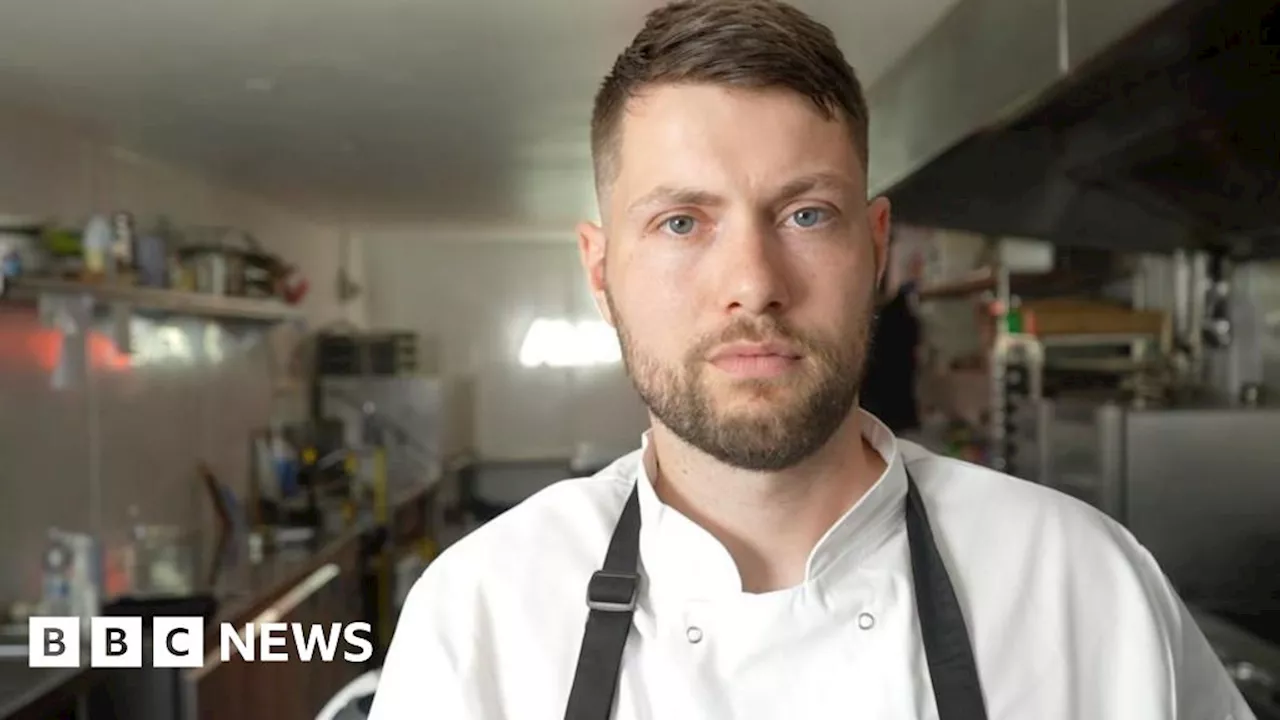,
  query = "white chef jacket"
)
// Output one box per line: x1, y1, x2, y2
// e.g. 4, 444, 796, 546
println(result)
369, 411, 1254, 719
